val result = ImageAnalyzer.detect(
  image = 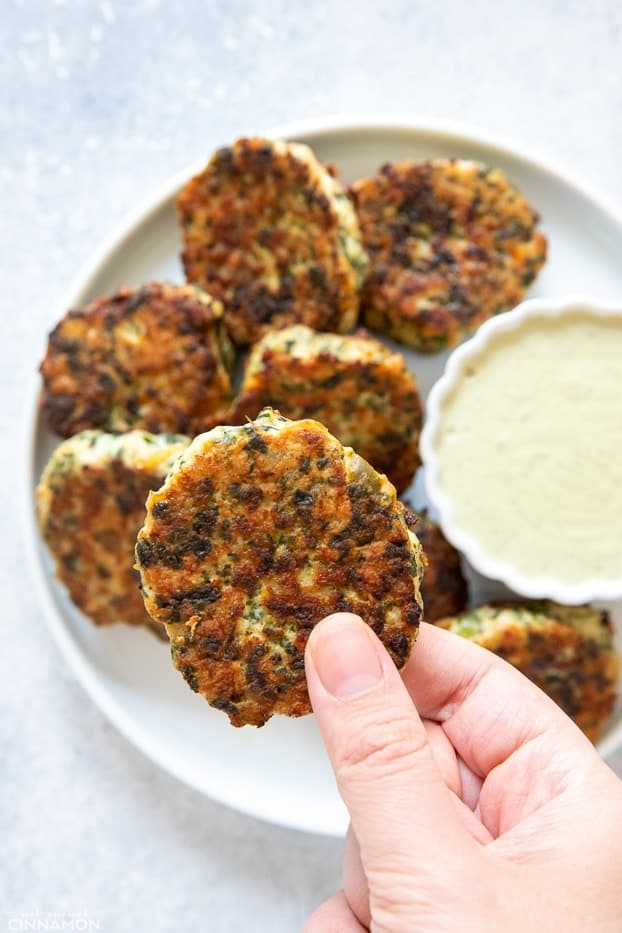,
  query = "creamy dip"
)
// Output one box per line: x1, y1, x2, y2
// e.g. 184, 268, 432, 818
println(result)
435, 311, 622, 584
